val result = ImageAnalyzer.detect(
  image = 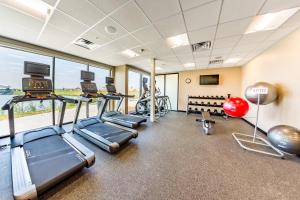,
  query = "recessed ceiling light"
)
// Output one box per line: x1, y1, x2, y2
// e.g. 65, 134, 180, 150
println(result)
245, 7, 300, 34
3, 0, 51, 19
156, 66, 162, 70
166, 33, 189, 48
105, 26, 117, 34
224, 58, 241, 63
122, 49, 140, 58
184, 63, 195, 68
